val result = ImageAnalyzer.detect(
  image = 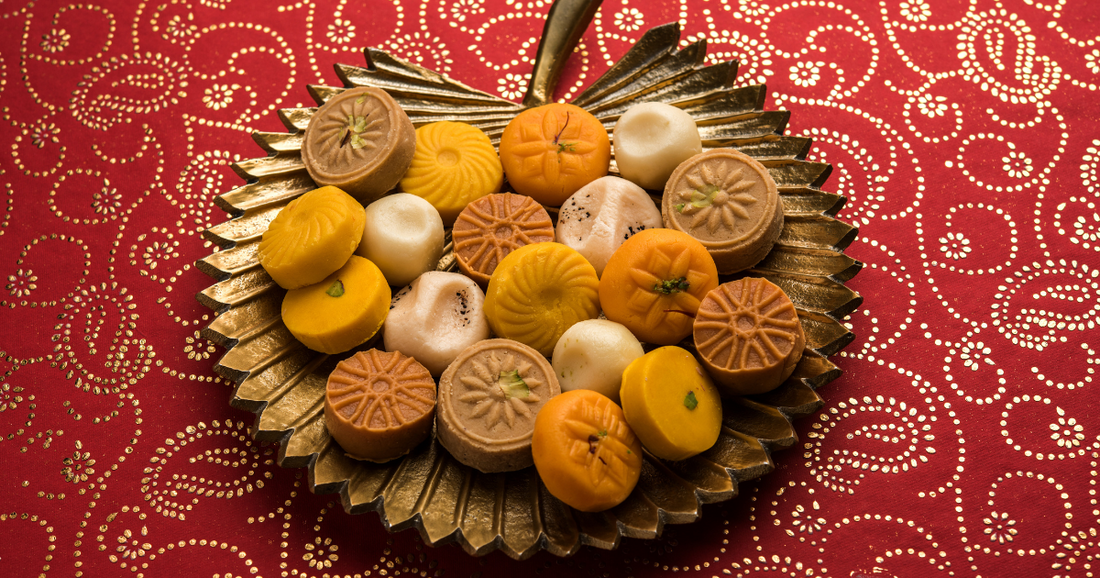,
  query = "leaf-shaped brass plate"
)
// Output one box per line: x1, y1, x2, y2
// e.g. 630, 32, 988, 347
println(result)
198, 19, 862, 560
